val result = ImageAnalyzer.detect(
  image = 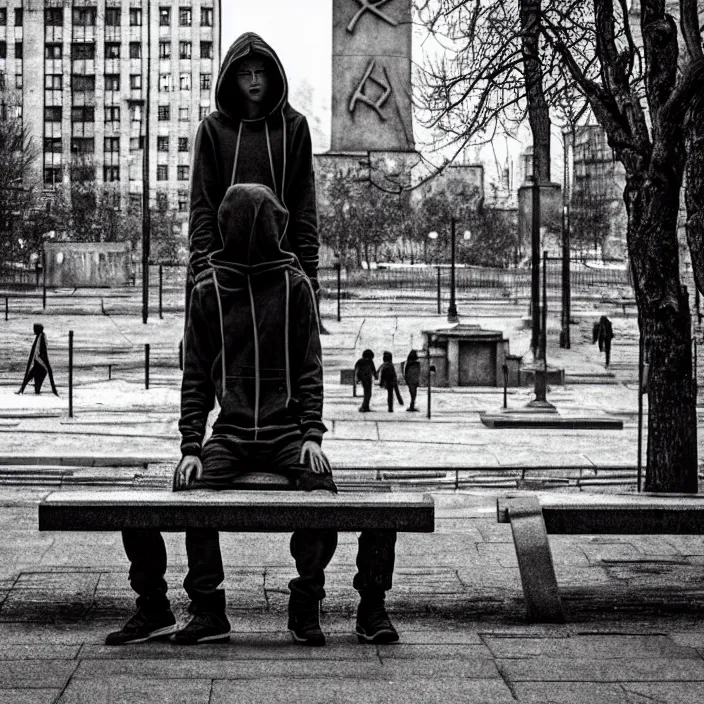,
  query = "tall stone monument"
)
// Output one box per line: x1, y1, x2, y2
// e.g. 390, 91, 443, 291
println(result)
316, 0, 418, 198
